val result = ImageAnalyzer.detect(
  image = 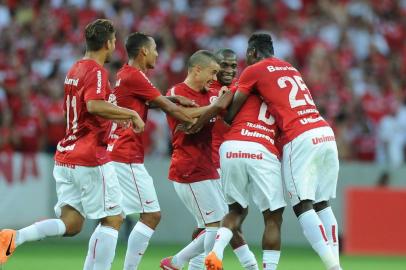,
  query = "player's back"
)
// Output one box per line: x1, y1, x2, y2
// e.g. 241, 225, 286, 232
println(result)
238, 57, 329, 145
107, 64, 161, 164
55, 59, 111, 166
166, 83, 219, 183
225, 93, 280, 157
